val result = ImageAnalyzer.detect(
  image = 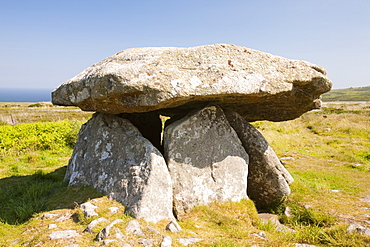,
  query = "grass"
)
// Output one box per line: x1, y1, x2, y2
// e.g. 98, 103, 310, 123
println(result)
322, 86, 370, 101
0, 102, 93, 124
0, 101, 370, 246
